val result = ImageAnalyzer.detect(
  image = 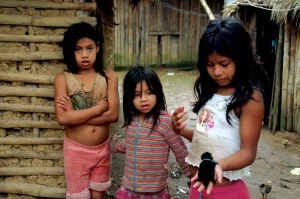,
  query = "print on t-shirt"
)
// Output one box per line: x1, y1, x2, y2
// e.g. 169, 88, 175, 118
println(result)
196, 108, 214, 132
